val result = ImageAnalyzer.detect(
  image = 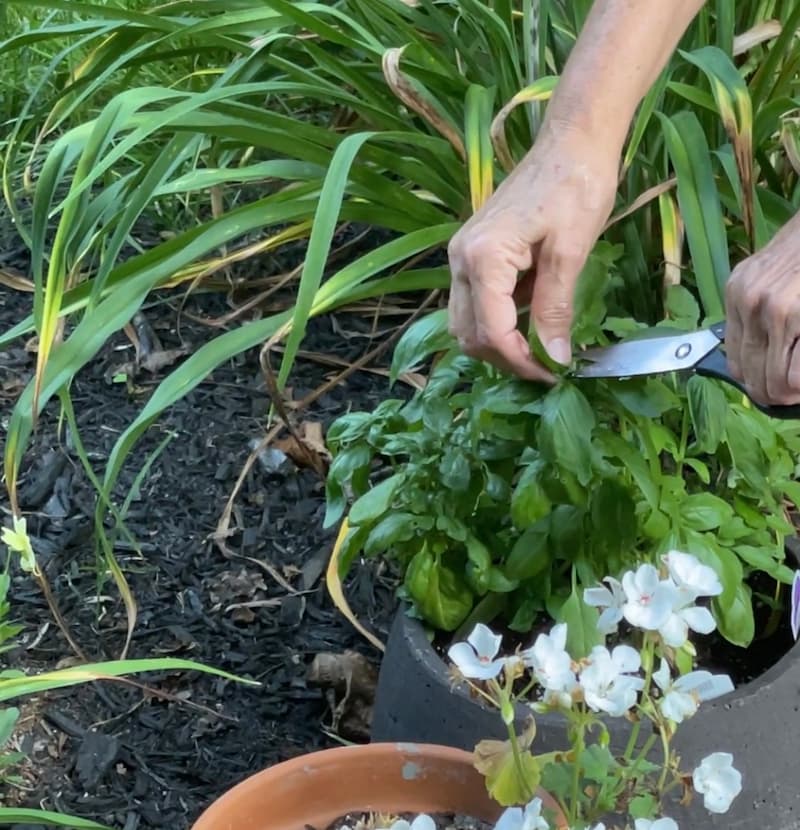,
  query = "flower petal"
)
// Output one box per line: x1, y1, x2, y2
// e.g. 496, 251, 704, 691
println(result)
597, 606, 623, 635
653, 658, 671, 692
659, 612, 689, 648
494, 807, 523, 830
675, 670, 734, 702
410, 816, 436, 830
584, 585, 614, 608
680, 605, 716, 635
661, 688, 697, 723
468, 623, 503, 661
611, 644, 641, 674
792, 570, 800, 642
